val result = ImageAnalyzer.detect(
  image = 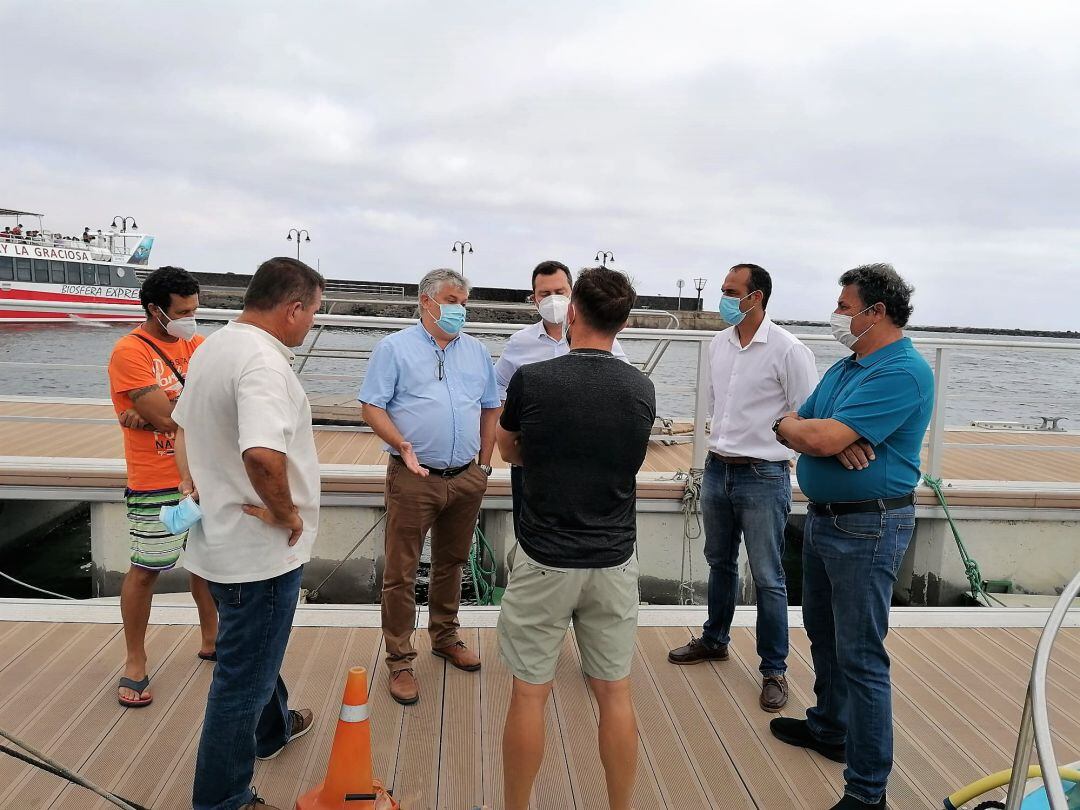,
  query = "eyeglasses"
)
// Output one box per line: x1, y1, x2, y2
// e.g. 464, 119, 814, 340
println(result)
435, 354, 444, 381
